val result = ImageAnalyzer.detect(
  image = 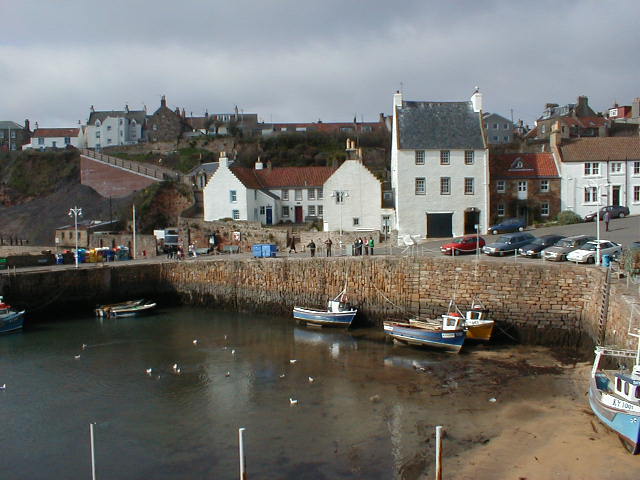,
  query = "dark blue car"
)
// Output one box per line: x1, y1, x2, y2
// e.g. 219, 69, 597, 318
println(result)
488, 218, 527, 235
